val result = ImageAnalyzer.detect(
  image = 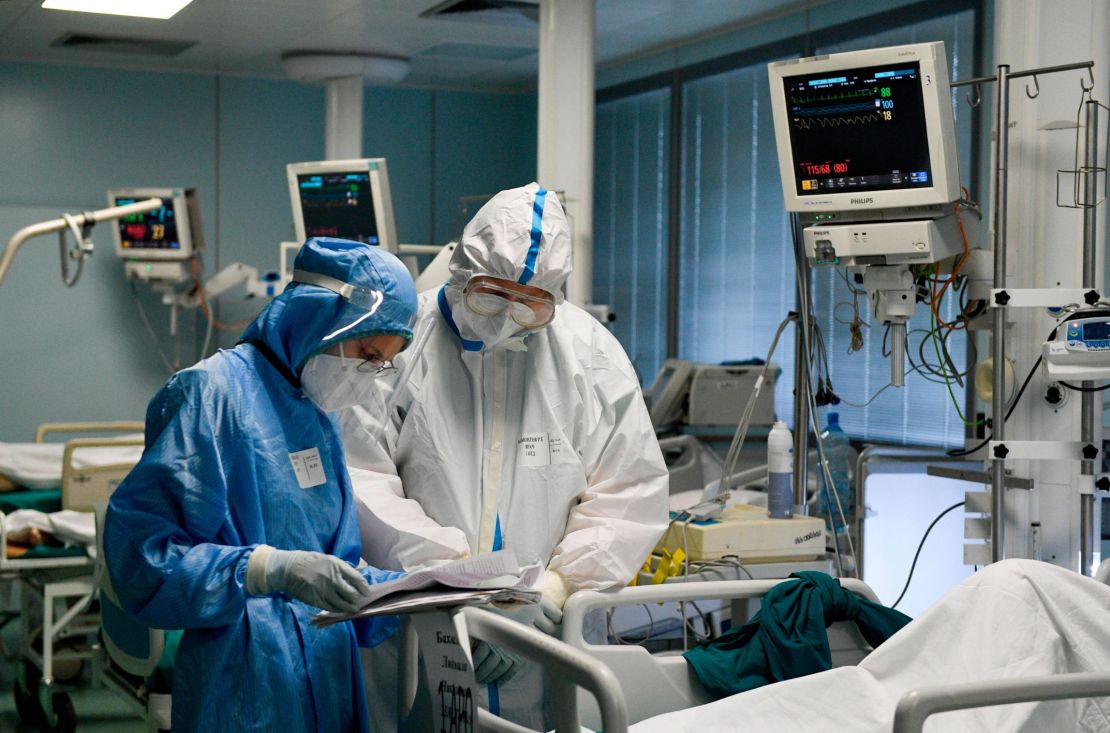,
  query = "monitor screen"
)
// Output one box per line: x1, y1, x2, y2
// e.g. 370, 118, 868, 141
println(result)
296, 171, 380, 246
768, 42, 961, 214
784, 62, 930, 198
108, 187, 199, 261
1082, 320, 1110, 342
114, 196, 184, 253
